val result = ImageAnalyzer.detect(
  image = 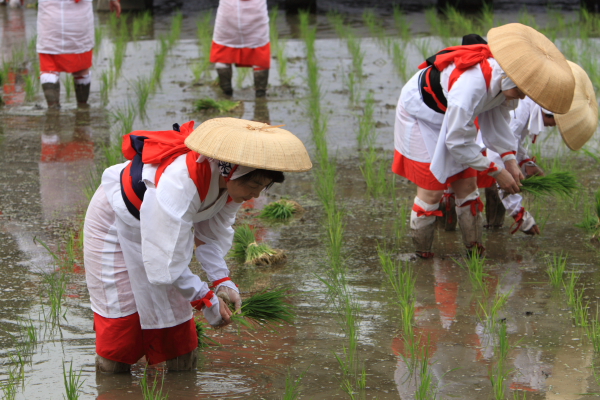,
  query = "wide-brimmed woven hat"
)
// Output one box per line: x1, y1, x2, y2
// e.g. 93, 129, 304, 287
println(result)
488, 23, 575, 114
555, 61, 598, 151
185, 118, 312, 172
